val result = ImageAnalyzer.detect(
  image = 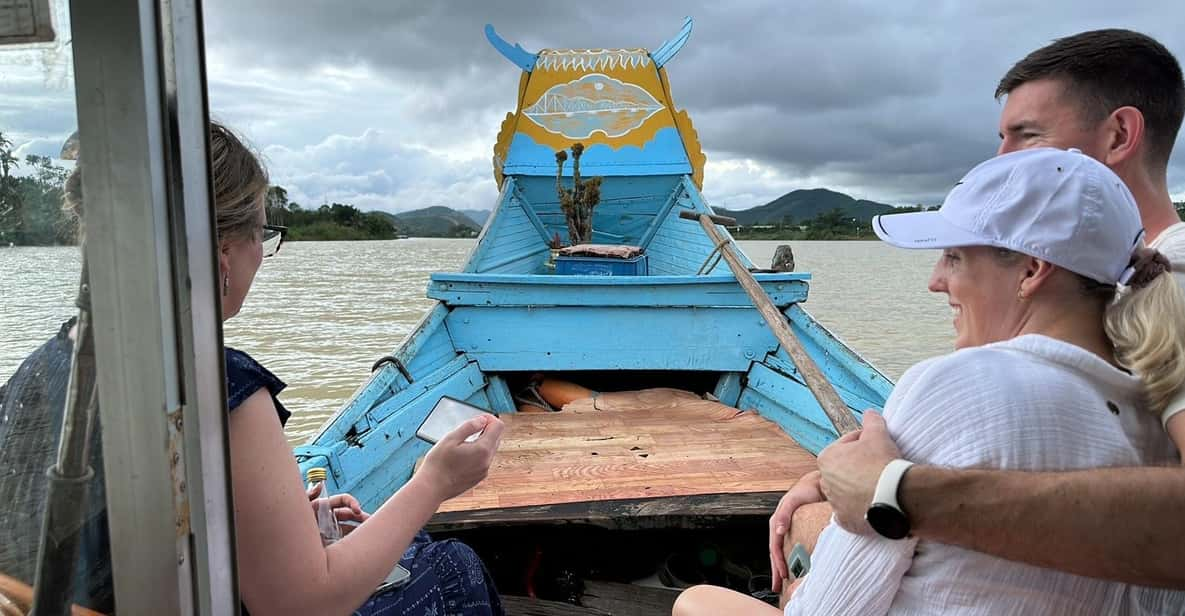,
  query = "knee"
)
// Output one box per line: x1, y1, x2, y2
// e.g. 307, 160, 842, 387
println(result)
429, 539, 481, 568
789, 501, 832, 553
431, 538, 469, 554
424, 540, 483, 573
673, 585, 717, 616
420, 539, 494, 597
